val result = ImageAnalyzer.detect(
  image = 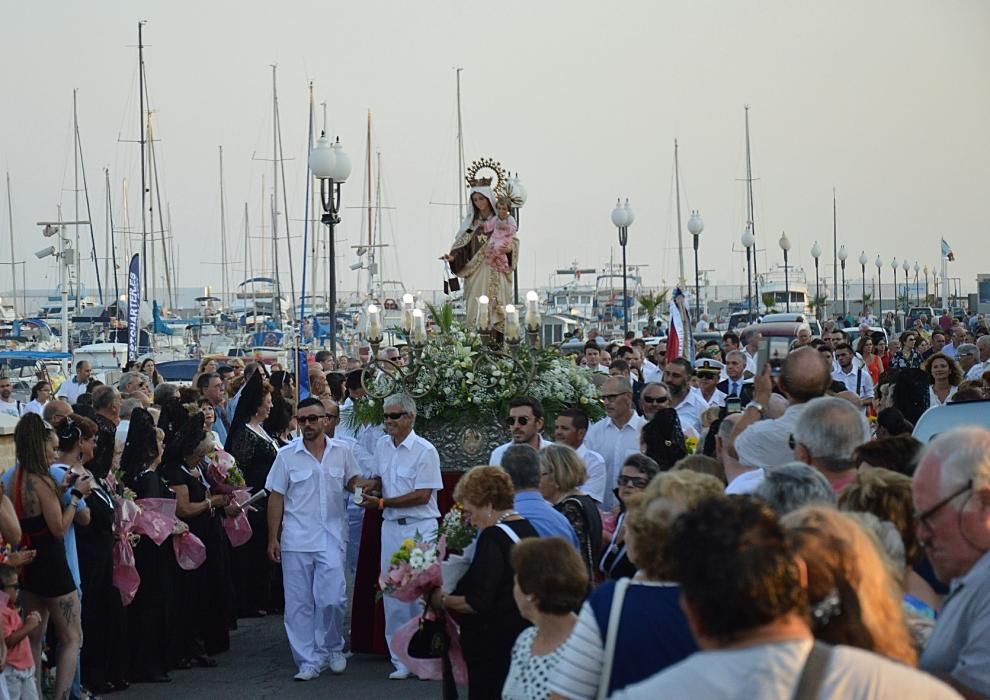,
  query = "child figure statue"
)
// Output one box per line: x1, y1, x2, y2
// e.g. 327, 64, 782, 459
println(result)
483, 197, 517, 275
